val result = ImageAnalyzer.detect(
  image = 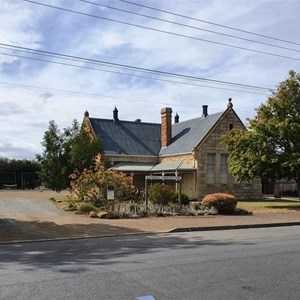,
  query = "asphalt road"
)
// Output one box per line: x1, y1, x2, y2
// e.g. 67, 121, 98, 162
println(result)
1, 226, 300, 300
